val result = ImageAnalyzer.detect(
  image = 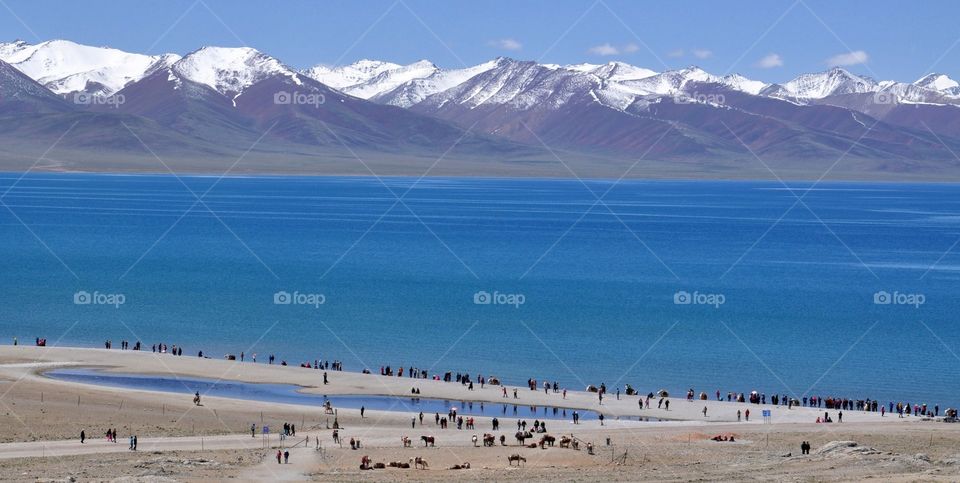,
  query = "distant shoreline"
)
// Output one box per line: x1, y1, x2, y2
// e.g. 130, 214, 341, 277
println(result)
0, 345, 920, 425
4, 169, 960, 185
